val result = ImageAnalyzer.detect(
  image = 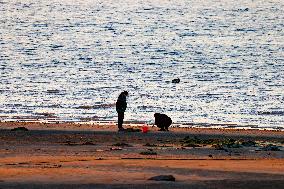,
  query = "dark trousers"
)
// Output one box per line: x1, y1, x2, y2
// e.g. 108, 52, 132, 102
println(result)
117, 112, 124, 129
